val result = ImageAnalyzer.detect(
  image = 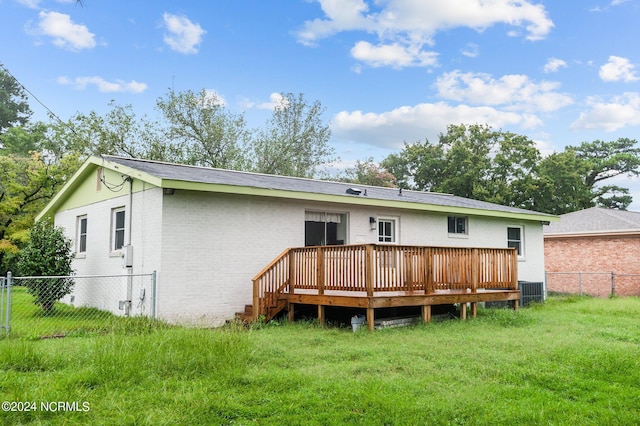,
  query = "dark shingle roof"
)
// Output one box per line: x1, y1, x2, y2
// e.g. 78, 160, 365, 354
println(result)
544, 207, 640, 235
103, 155, 555, 219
